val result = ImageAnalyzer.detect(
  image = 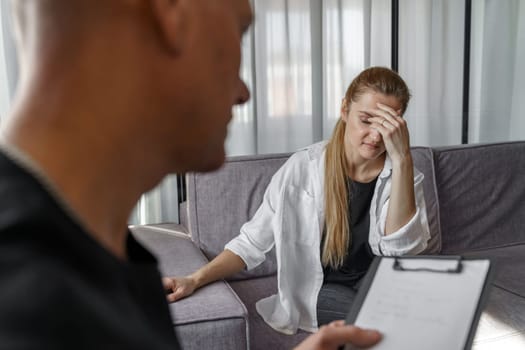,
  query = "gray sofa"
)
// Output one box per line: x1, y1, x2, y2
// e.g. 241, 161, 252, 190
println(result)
131, 141, 525, 350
